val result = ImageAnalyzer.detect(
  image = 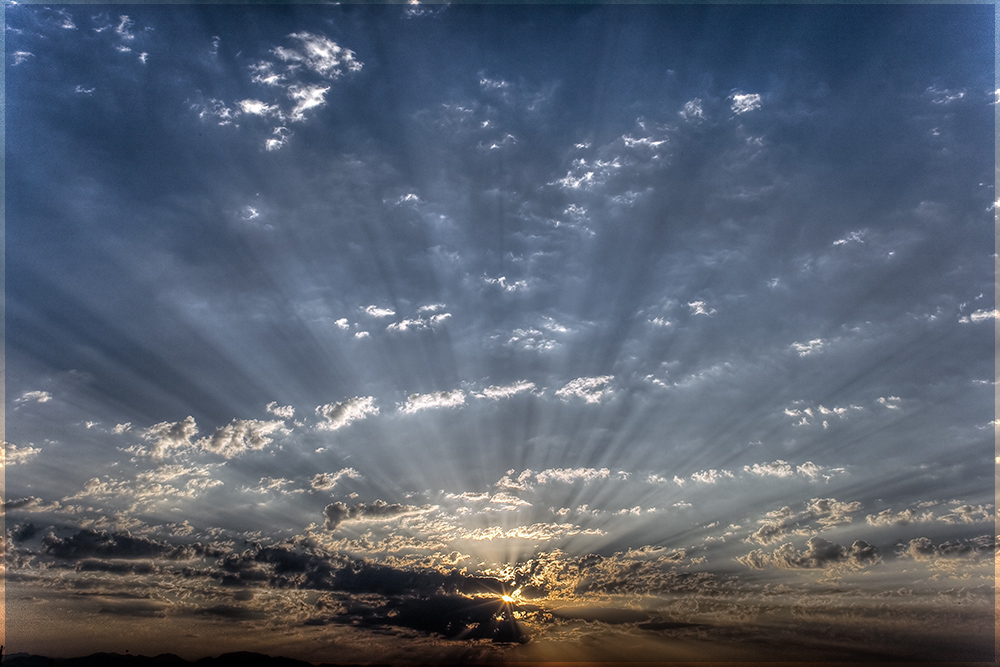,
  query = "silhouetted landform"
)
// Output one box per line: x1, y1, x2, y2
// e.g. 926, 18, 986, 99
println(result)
0, 652, 397, 667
